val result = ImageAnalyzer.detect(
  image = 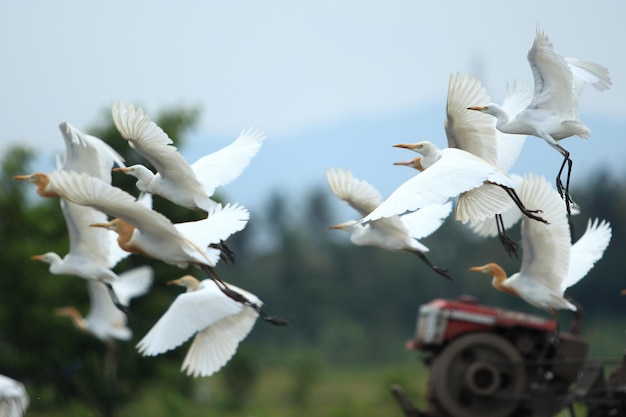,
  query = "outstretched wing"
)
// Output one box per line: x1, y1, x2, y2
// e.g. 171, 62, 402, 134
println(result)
191, 128, 266, 197
182, 304, 259, 377
526, 27, 577, 120
59, 122, 125, 184
360, 148, 515, 223
50, 170, 182, 242
112, 100, 205, 192
136, 281, 244, 356
325, 167, 383, 217
445, 72, 498, 165
563, 218, 611, 291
